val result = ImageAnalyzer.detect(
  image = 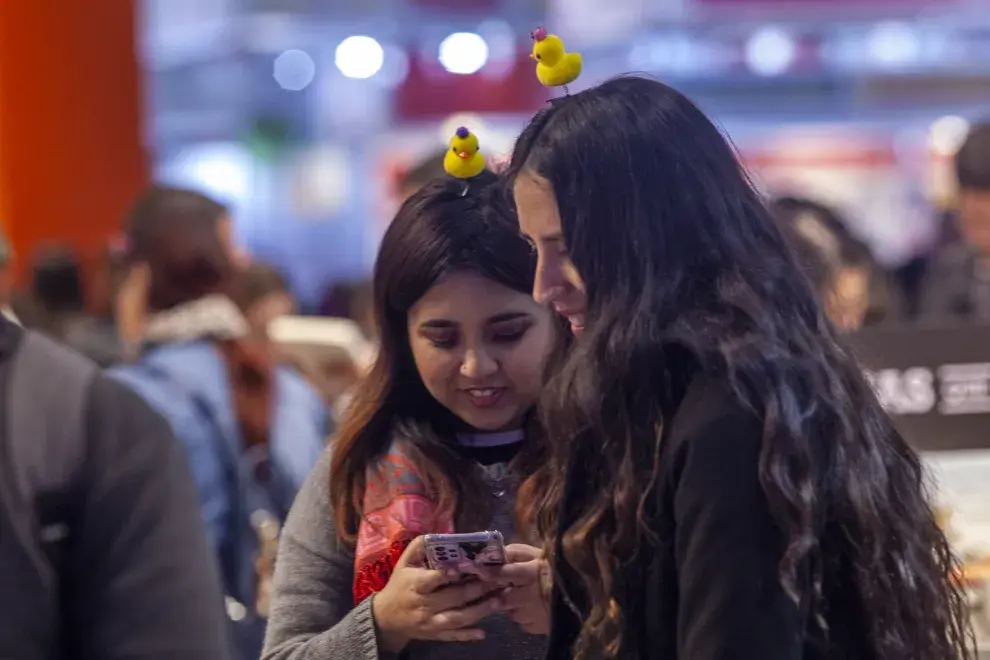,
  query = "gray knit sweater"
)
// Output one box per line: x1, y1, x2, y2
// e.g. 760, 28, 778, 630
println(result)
261, 450, 548, 660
